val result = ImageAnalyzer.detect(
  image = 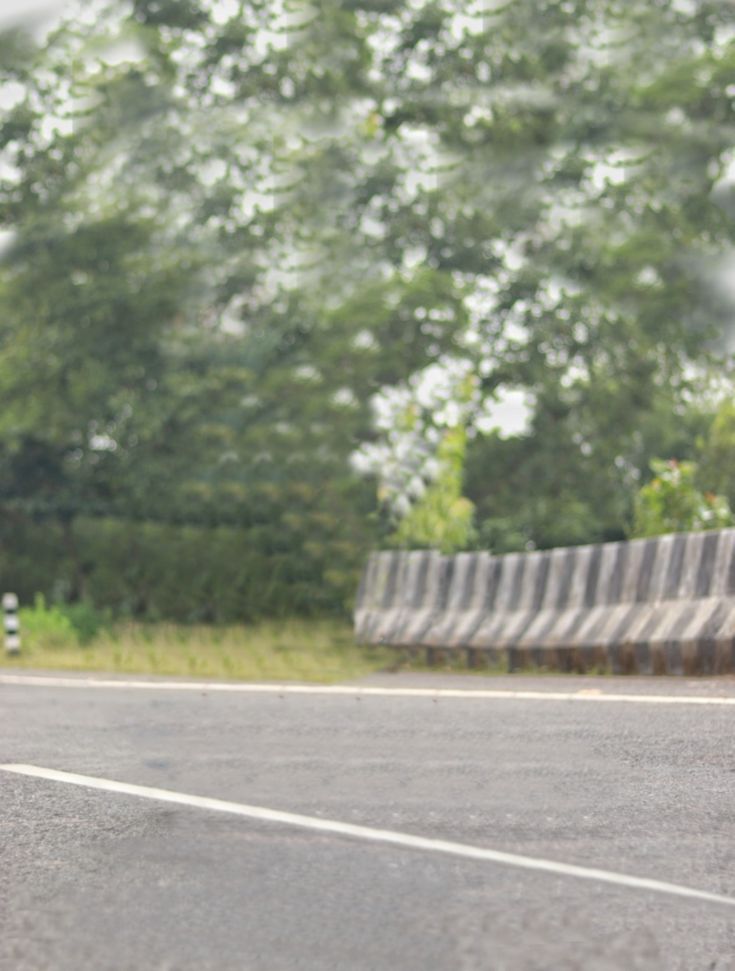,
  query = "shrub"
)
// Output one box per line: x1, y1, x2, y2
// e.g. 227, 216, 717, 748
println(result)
0, 514, 367, 623
390, 427, 476, 554
631, 458, 734, 538
19, 594, 78, 650
58, 601, 111, 644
